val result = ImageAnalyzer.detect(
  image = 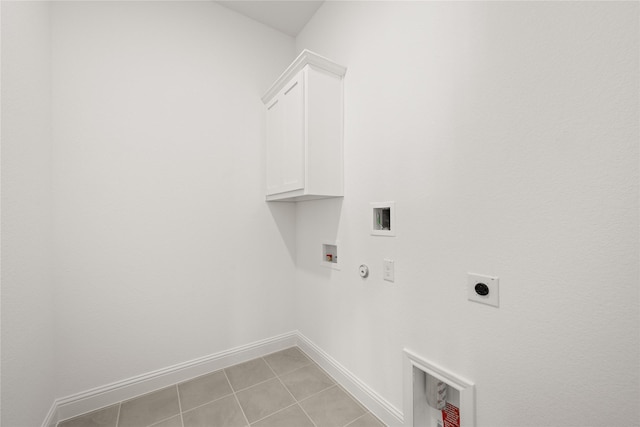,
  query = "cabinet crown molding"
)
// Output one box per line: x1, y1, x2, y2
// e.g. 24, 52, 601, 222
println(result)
262, 49, 347, 104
